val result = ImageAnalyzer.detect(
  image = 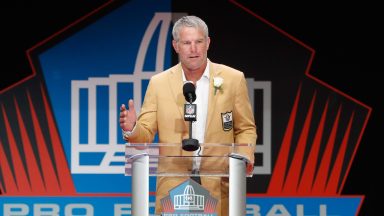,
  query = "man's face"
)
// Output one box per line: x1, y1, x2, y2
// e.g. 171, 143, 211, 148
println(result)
172, 26, 210, 72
